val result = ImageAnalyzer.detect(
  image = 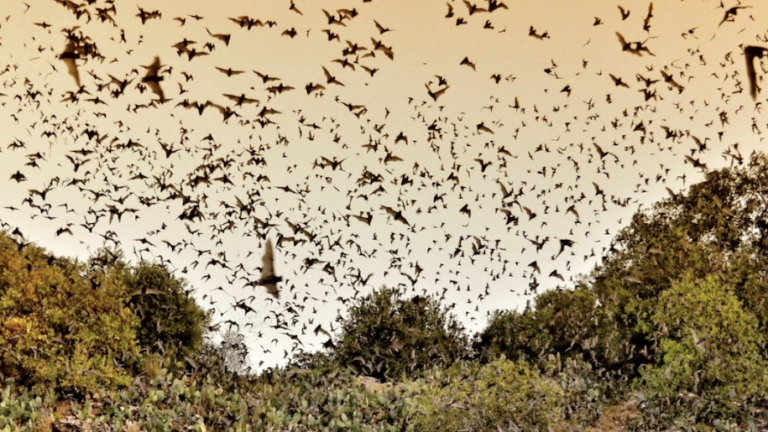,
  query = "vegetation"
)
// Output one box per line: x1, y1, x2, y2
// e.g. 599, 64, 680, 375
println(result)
0, 236, 211, 397
0, 235, 140, 395
216, 325, 249, 375
4, 154, 768, 430
120, 260, 212, 365
637, 274, 768, 429
331, 286, 472, 382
